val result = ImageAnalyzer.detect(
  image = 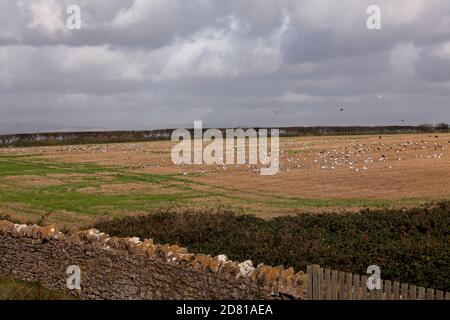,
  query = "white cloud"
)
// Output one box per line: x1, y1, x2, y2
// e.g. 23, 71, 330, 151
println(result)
160, 10, 289, 80
112, 0, 155, 28
27, 0, 67, 37
61, 46, 147, 81
161, 28, 236, 80
383, 0, 426, 25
